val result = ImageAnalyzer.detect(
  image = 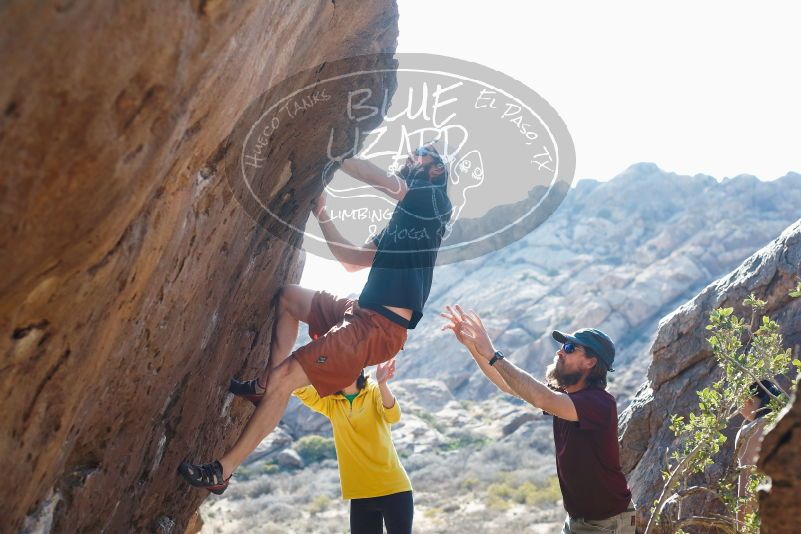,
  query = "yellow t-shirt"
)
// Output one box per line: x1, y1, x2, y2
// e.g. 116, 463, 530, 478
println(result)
292, 381, 412, 500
